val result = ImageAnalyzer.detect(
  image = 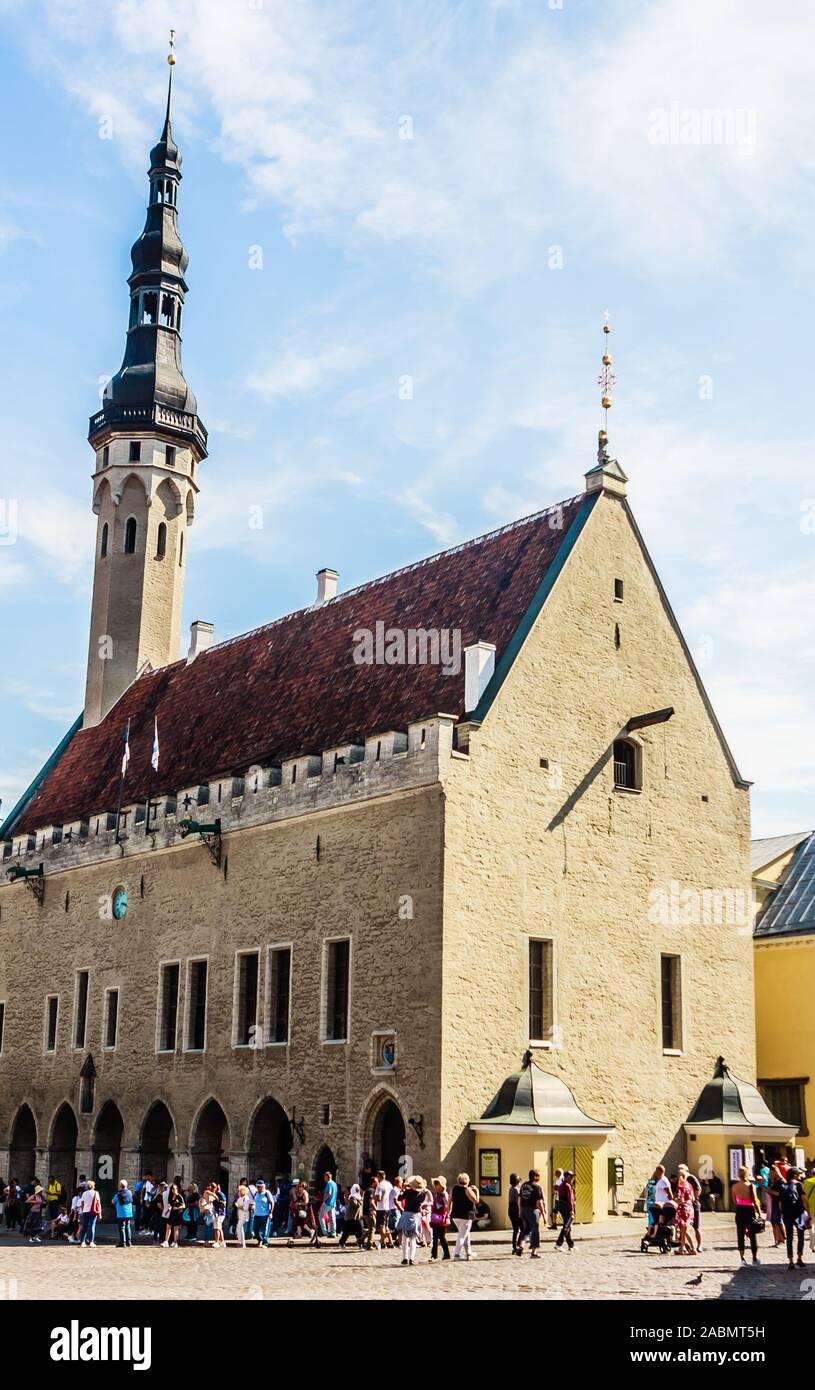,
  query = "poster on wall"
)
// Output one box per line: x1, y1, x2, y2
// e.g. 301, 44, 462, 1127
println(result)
795, 1147, 806, 1170
743, 1146, 754, 1174
729, 1147, 743, 1181
479, 1148, 501, 1196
